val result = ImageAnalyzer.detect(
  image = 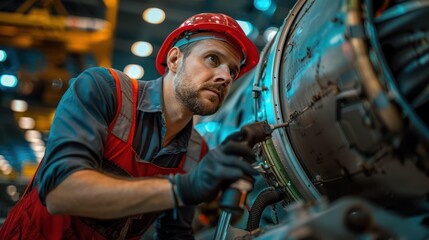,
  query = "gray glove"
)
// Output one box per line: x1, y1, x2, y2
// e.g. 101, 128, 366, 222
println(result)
175, 136, 257, 205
